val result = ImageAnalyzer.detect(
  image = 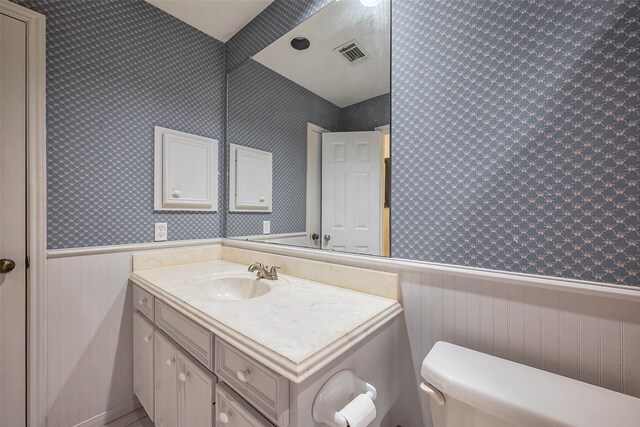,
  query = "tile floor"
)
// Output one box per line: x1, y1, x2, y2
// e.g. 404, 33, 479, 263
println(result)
106, 408, 153, 427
